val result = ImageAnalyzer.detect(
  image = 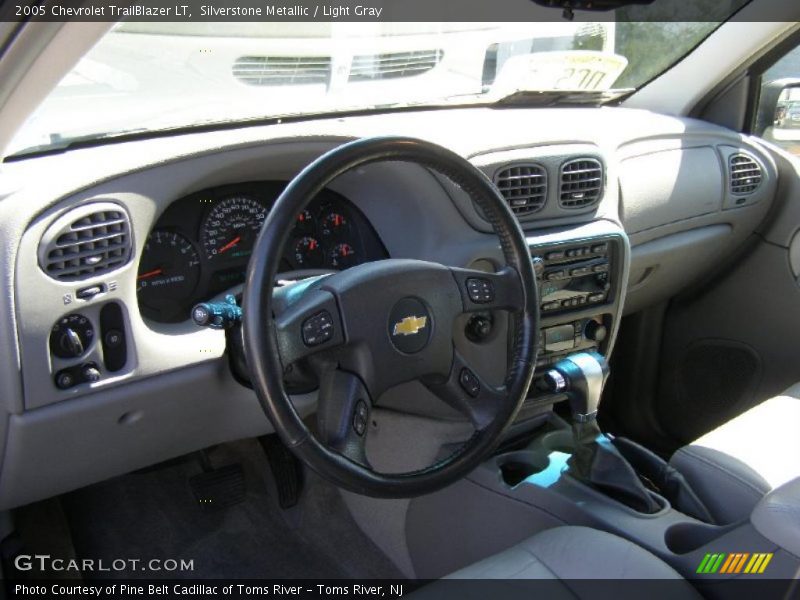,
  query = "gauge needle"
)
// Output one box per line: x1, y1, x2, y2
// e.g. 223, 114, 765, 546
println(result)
137, 268, 163, 280
218, 236, 242, 254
